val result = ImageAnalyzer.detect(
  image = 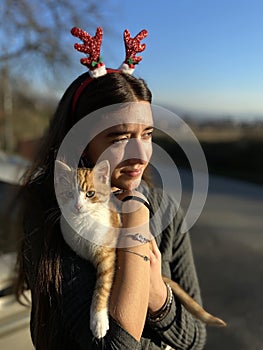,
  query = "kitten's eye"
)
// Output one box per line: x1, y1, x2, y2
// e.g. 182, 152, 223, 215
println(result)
86, 191, 95, 198
66, 191, 73, 198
